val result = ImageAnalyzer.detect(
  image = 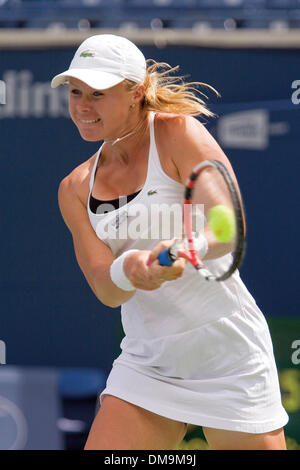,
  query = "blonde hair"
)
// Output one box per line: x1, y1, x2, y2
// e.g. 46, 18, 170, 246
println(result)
125, 60, 219, 119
